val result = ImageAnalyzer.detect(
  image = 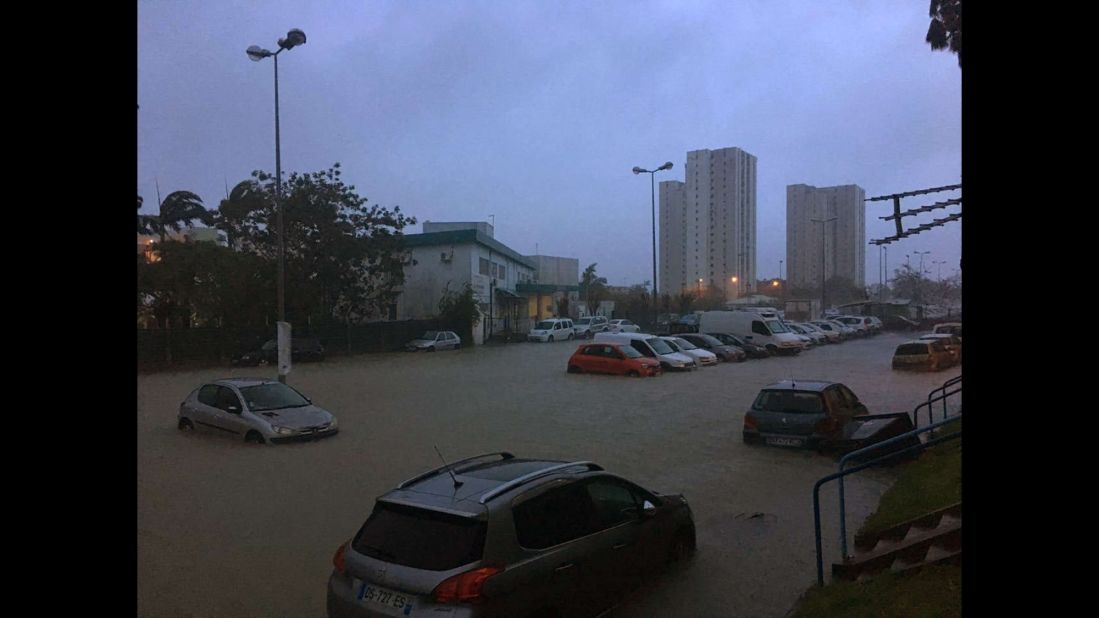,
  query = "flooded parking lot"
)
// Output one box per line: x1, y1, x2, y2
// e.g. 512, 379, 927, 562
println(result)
137, 332, 960, 617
